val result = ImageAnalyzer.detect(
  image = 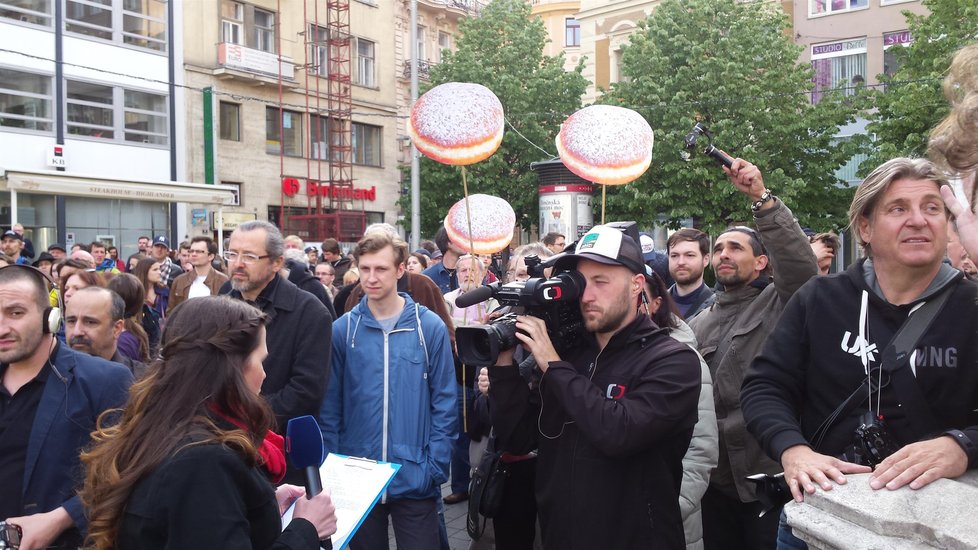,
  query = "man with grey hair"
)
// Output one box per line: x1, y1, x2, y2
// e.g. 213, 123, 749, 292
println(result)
743, 157, 978, 547
219, 221, 333, 484
65, 286, 147, 377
